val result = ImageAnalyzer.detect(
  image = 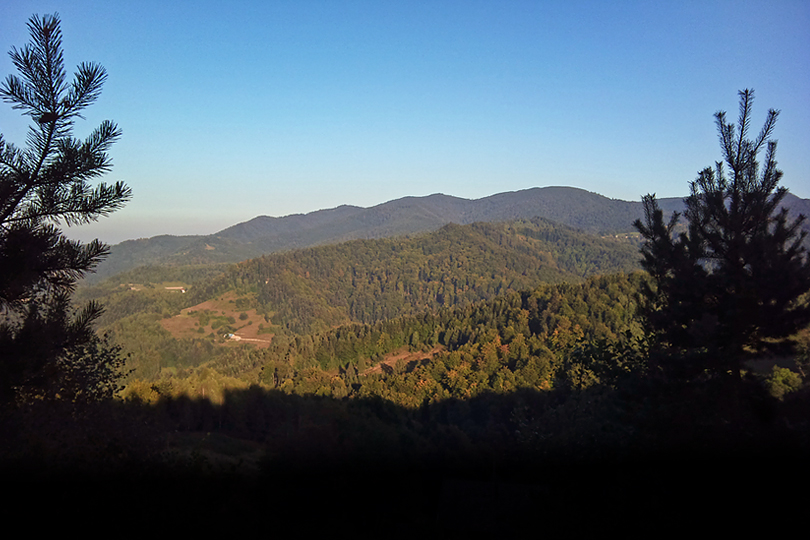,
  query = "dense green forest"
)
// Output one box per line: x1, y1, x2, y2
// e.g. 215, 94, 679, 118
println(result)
56, 212, 810, 487
7, 215, 809, 534
66, 213, 809, 417
119, 271, 647, 401
205, 218, 641, 330
73, 218, 641, 382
